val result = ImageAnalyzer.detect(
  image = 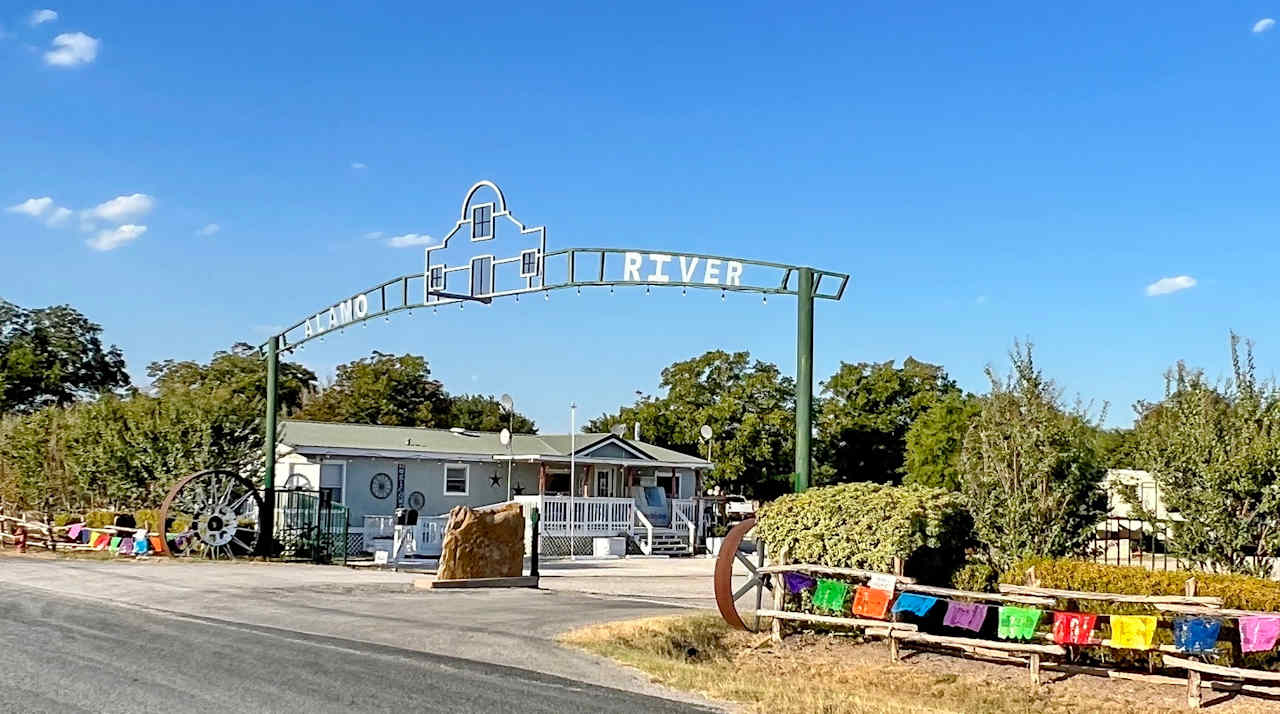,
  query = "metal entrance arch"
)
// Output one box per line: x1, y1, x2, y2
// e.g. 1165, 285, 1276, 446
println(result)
256, 180, 849, 551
